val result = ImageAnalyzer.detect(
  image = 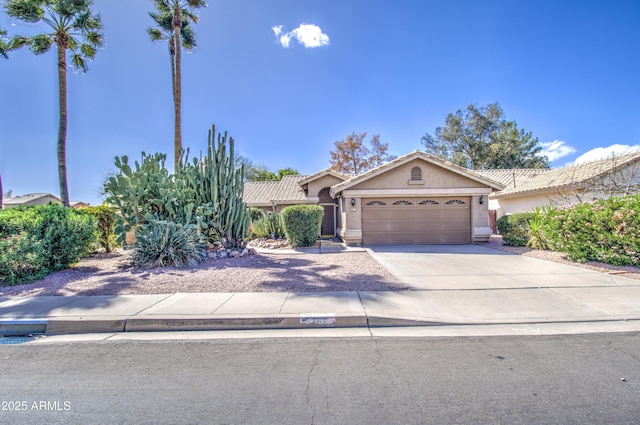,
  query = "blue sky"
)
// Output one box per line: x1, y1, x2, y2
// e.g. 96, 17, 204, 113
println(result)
1, 0, 639, 205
